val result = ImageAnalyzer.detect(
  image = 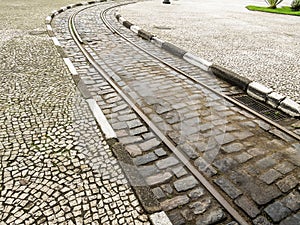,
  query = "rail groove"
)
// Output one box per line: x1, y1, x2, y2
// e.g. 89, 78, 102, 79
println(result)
68, 3, 252, 225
